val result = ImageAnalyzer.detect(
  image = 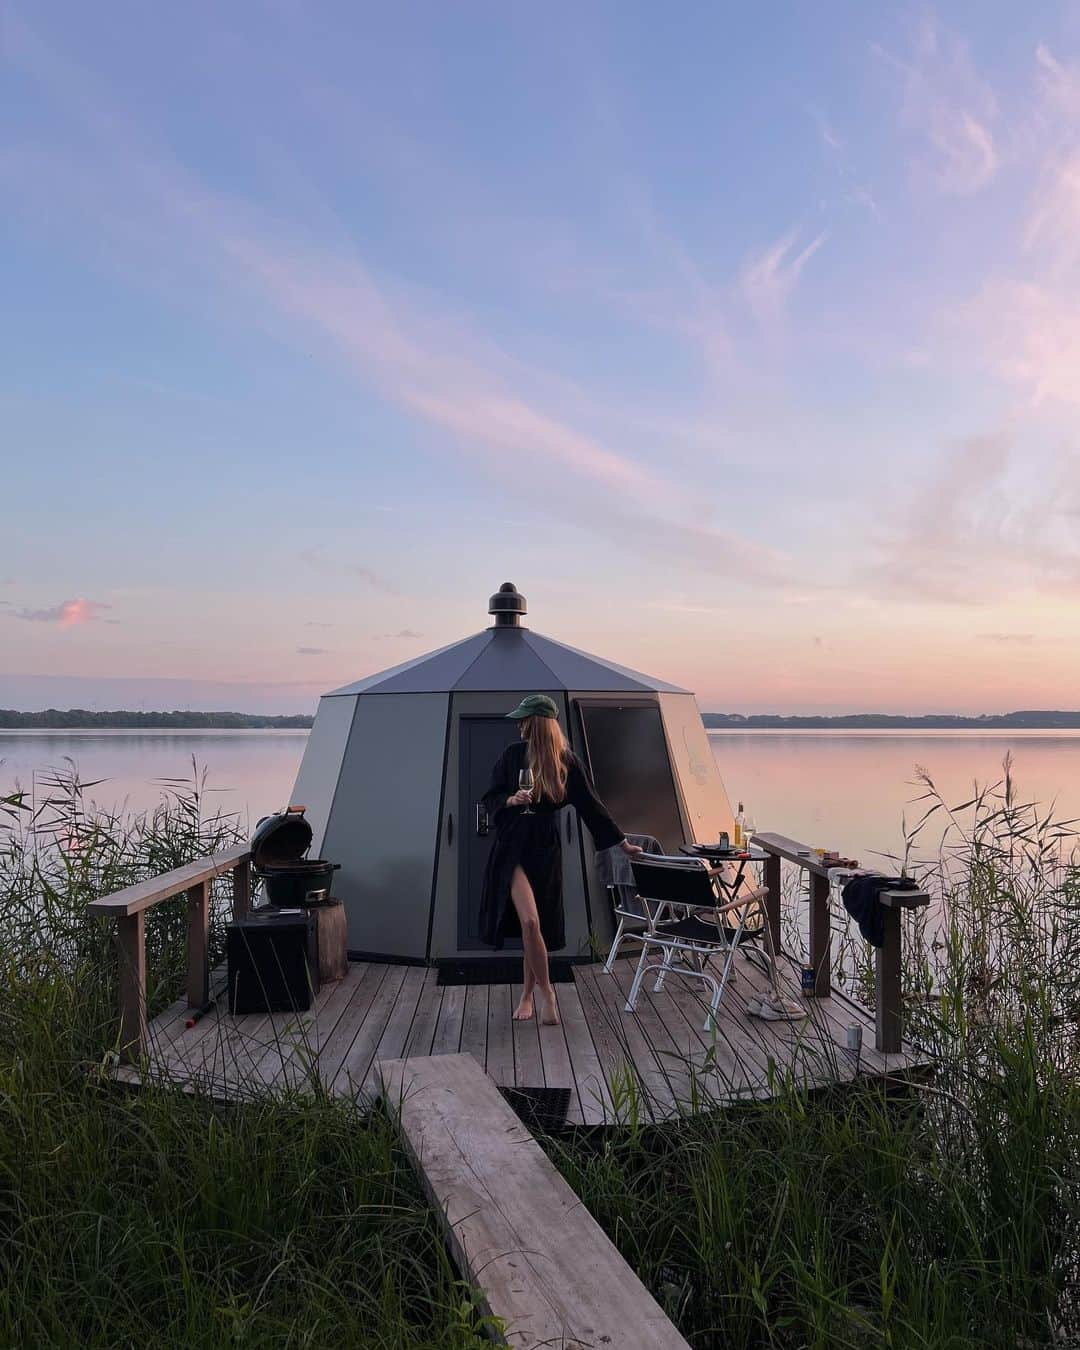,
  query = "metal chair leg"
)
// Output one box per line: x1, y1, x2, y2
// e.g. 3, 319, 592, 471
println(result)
702, 922, 747, 1029
625, 944, 651, 1012
603, 917, 626, 973
653, 945, 675, 993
